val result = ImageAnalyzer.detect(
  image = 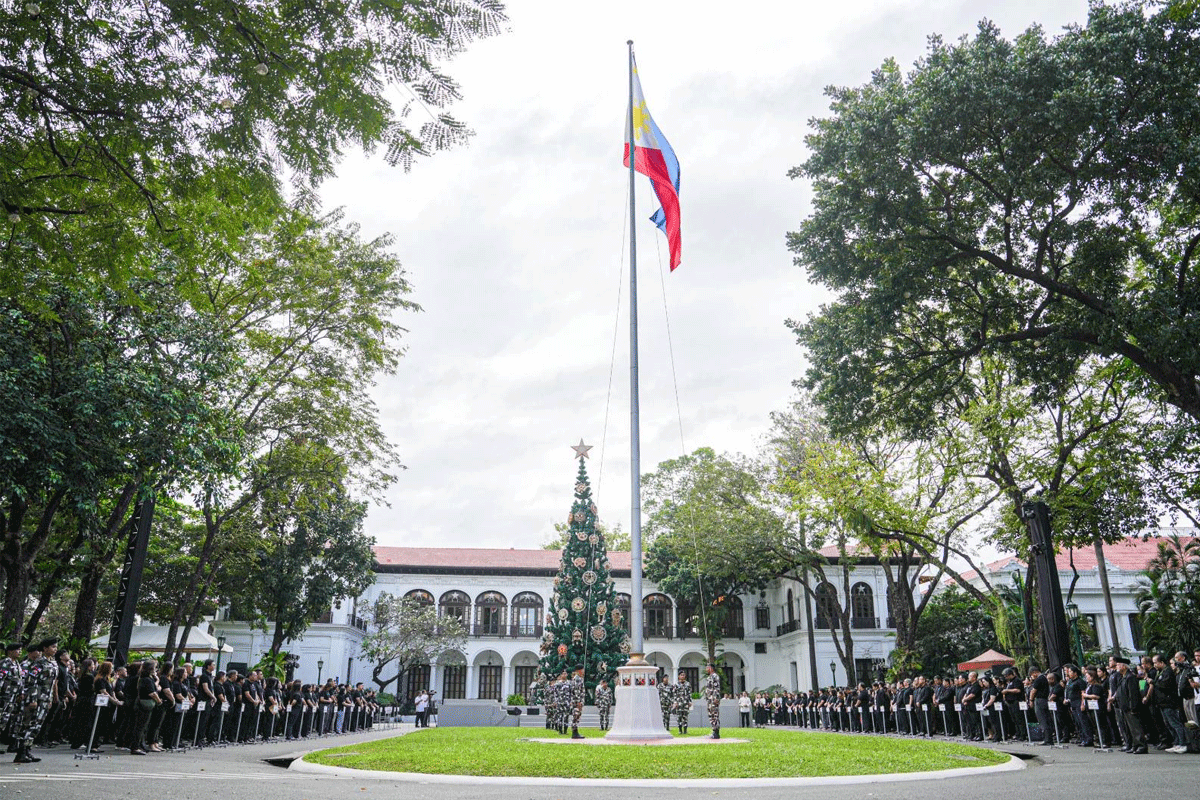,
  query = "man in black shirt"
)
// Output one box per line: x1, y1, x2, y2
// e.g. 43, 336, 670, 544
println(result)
1112, 658, 1147, 753
1149, 654, 1189, 752
962, 672, 982, 741
1028, 665, 1053, 745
